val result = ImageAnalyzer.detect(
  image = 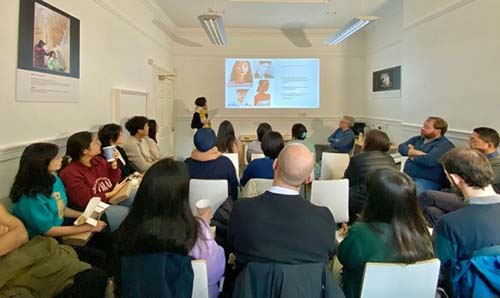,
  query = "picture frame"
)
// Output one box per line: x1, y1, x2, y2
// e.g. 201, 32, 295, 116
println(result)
372, 66, 401, 92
